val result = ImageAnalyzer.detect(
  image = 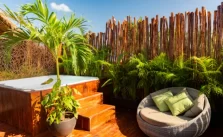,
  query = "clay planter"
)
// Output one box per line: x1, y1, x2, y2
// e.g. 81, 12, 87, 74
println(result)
49, 112, 77, 137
